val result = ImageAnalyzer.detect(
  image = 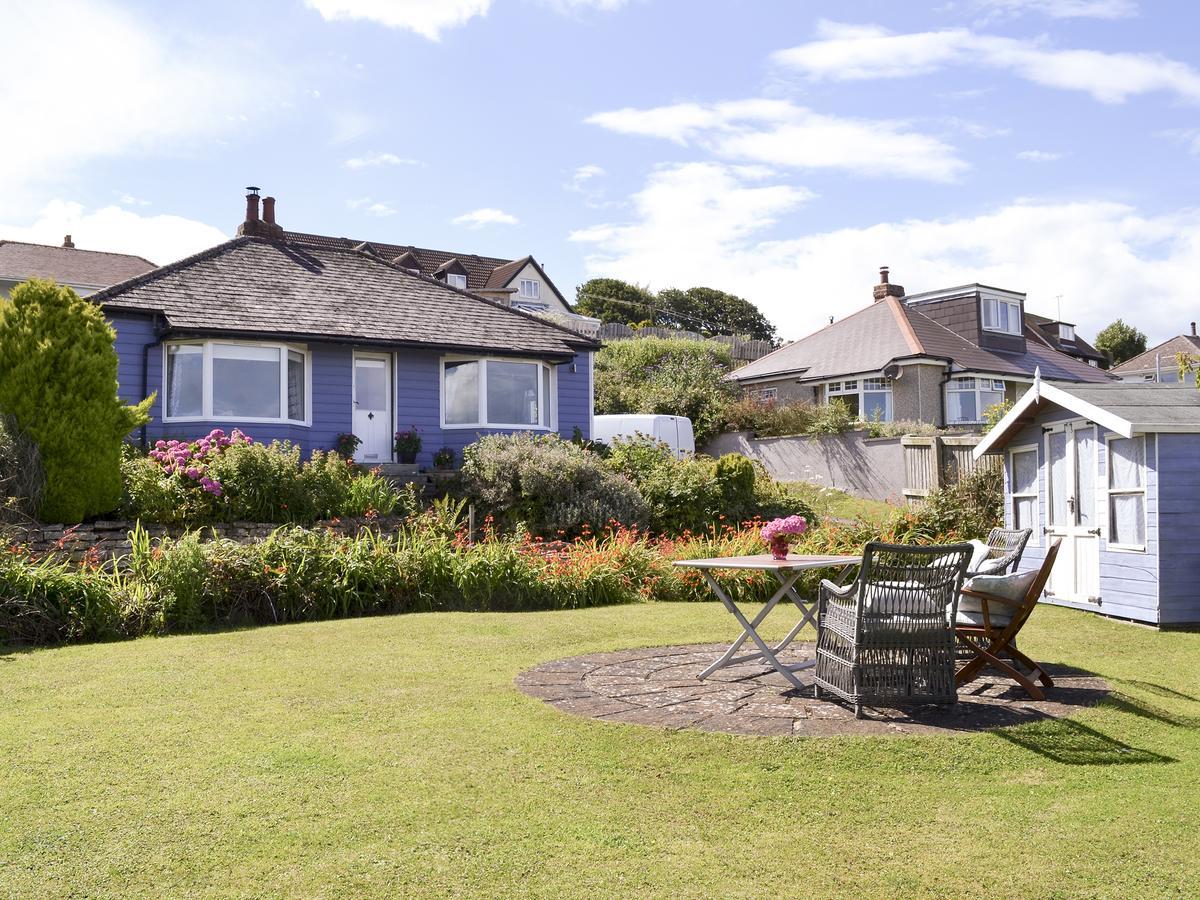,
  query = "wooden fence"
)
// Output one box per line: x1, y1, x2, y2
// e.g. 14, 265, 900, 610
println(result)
901, 434, 1000, 503
597, 323, 774, 362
